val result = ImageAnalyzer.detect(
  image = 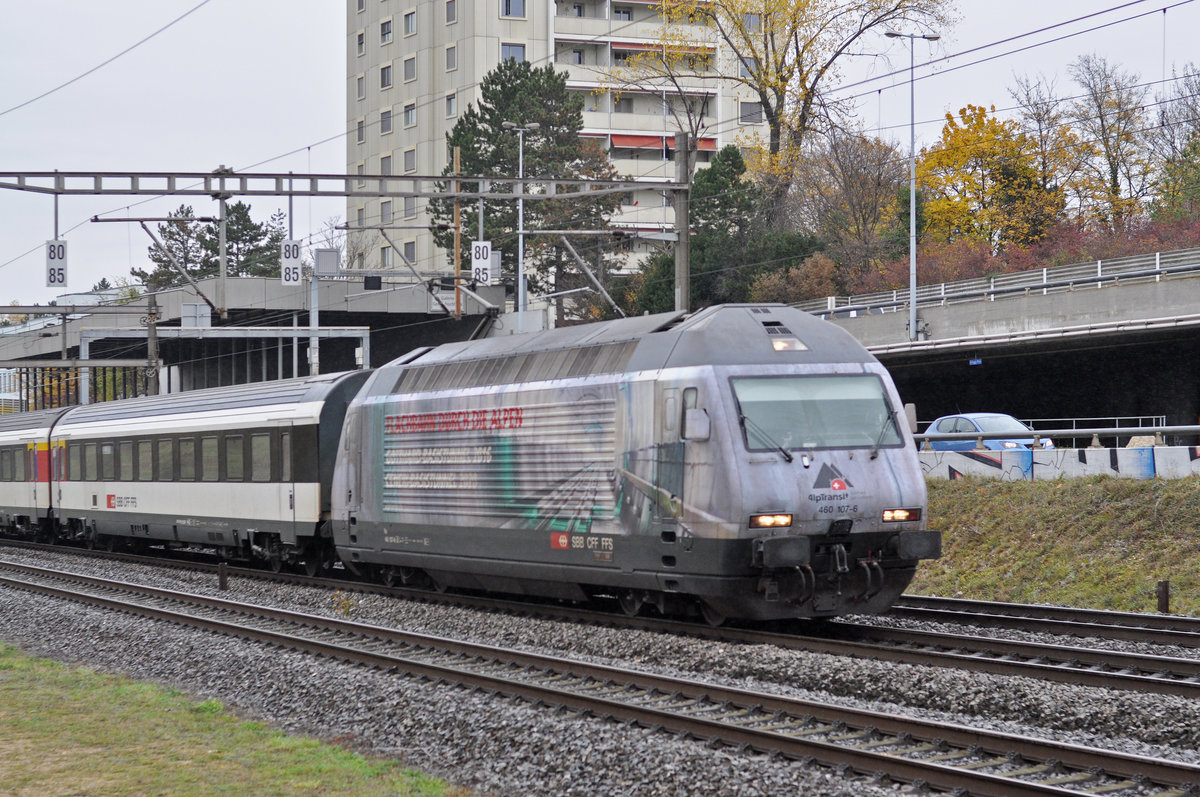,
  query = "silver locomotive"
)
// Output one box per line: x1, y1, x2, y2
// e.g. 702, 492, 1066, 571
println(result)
332, 304, 938, 622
